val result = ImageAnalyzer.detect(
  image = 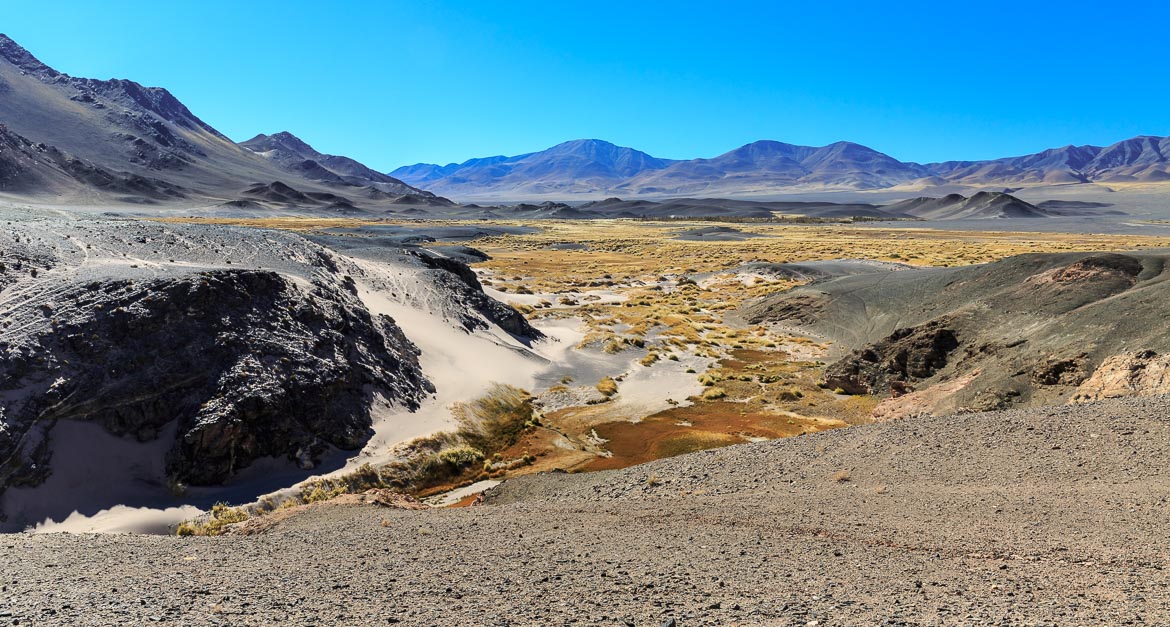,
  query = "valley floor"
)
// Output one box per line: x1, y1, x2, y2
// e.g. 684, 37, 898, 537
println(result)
5, 395, 1170, 625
